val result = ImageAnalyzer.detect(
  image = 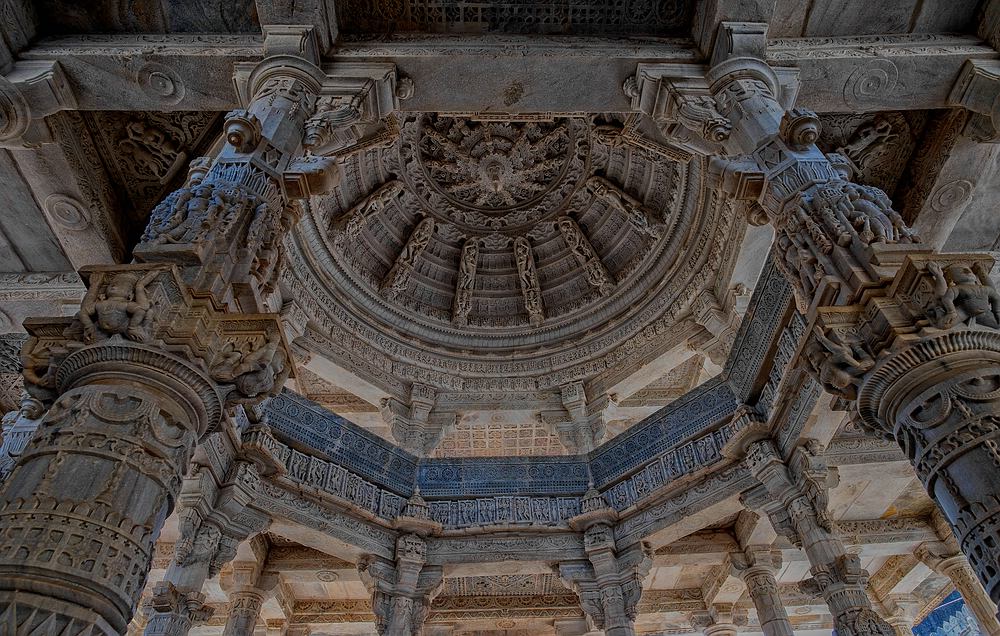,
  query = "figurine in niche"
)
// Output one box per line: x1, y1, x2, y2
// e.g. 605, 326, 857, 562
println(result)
78, 269, 159, 343
211, 332, 291, 402
928, 262, 1000, 329
0, 392, 45, 479
803, 327, 874, 400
